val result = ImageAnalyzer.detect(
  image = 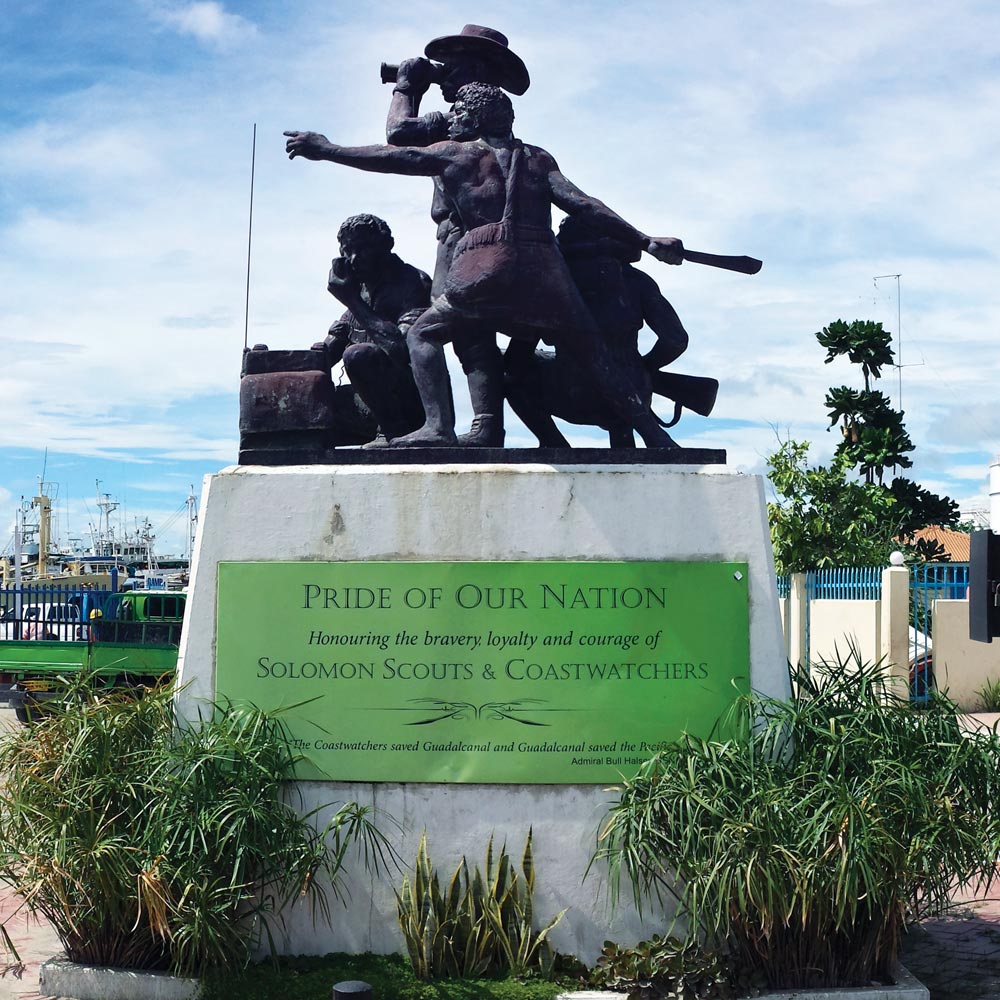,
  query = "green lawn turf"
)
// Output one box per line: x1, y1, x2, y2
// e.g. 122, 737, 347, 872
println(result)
199, 952, 588, 1000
